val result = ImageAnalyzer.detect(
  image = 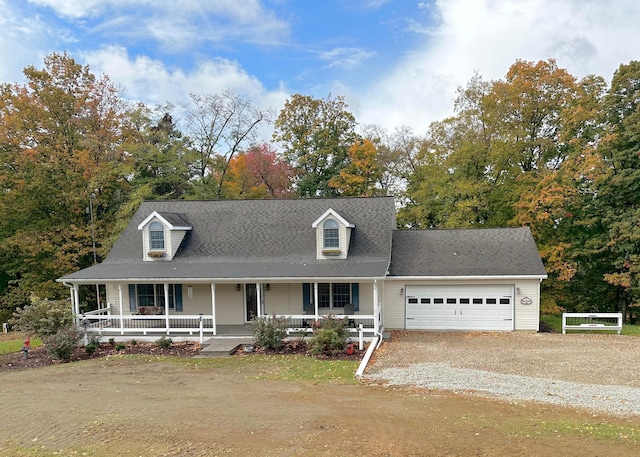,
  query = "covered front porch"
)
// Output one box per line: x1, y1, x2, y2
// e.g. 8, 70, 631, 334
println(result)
68, 279, 383, 342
